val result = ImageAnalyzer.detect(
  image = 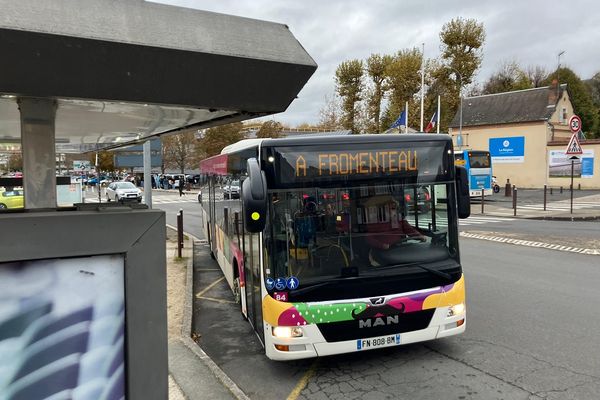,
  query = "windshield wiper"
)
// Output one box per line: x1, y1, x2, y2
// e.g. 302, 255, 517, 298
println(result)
287, 276, 359, 297
374, 262, 453, 282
